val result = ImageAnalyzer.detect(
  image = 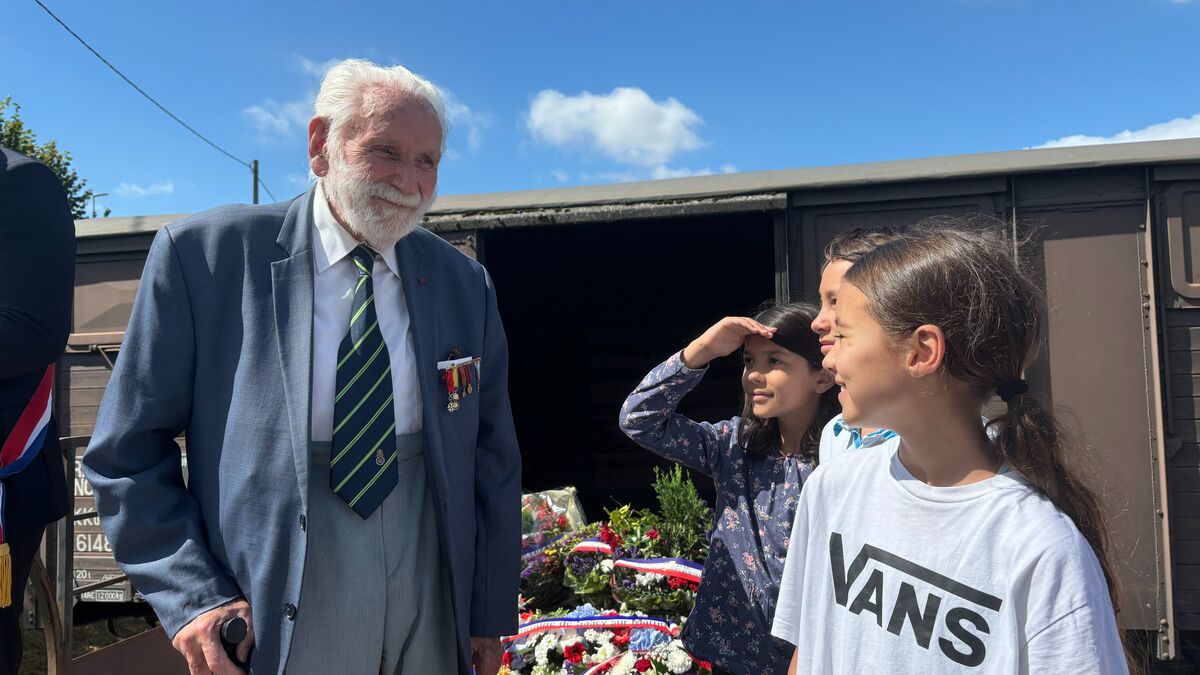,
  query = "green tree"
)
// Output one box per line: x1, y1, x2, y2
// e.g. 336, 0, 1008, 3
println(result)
0, 96, 103, 218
